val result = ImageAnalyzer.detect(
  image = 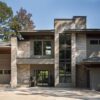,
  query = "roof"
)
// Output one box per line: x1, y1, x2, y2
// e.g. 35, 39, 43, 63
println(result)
19, 29, 54, 36
82, 57, 100, 64
19, 29, 100, 35
19, 29, 54, 33
63, 29, 100, 33
0, 42, 11, 48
